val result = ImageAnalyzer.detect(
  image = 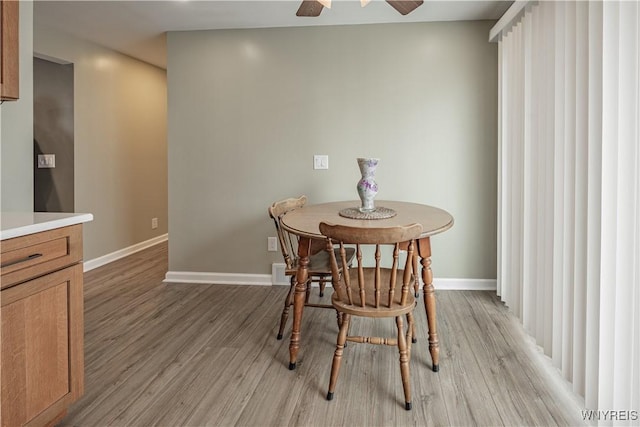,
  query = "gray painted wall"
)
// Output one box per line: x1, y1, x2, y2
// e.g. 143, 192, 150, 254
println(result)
33, 57, 74, 212
167, 21, 498, 279
1, 1, 33, 212
33, 27, 168, 261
